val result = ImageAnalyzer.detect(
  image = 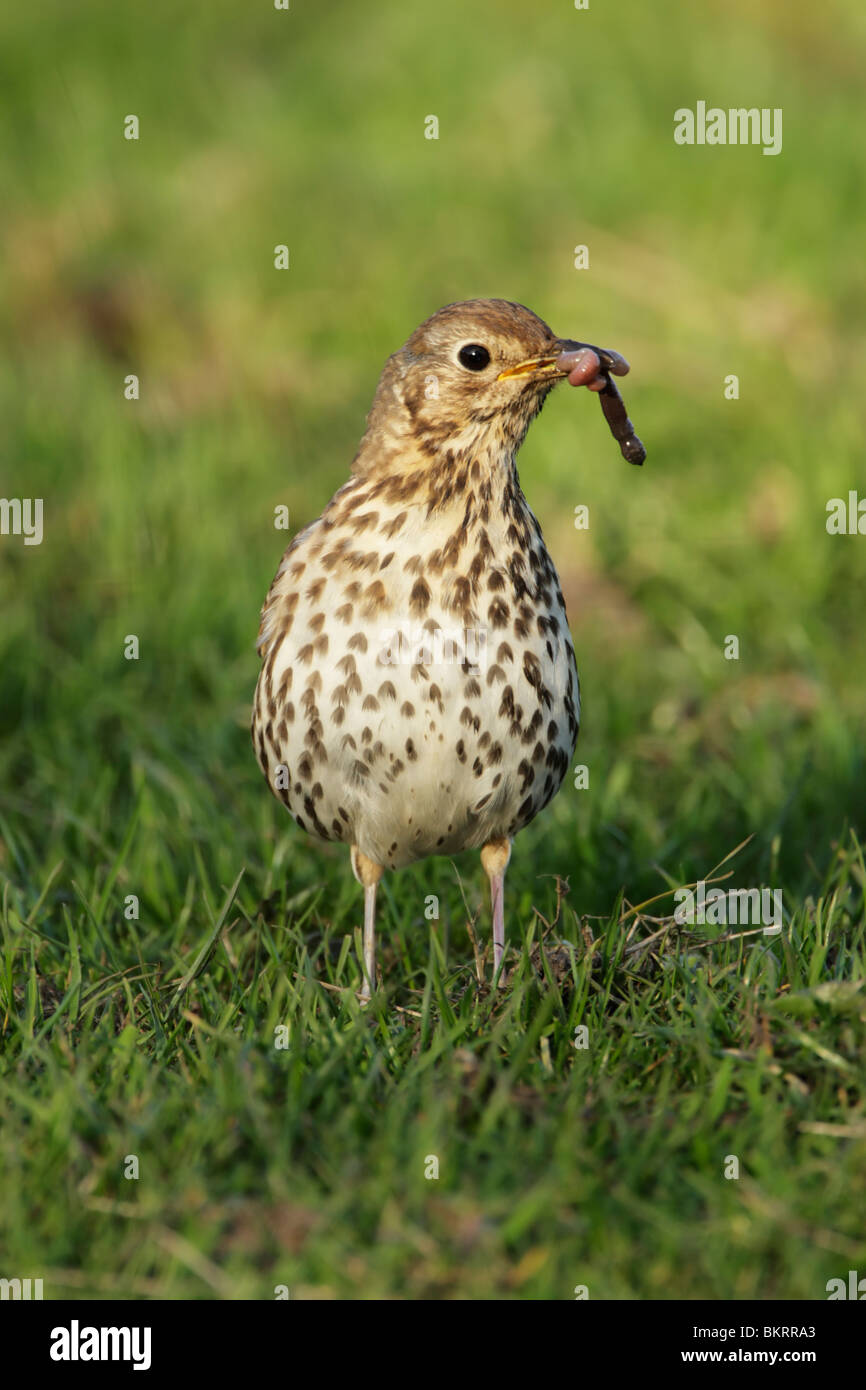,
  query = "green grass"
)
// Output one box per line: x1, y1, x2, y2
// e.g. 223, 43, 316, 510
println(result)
1, 0, 865, 1299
